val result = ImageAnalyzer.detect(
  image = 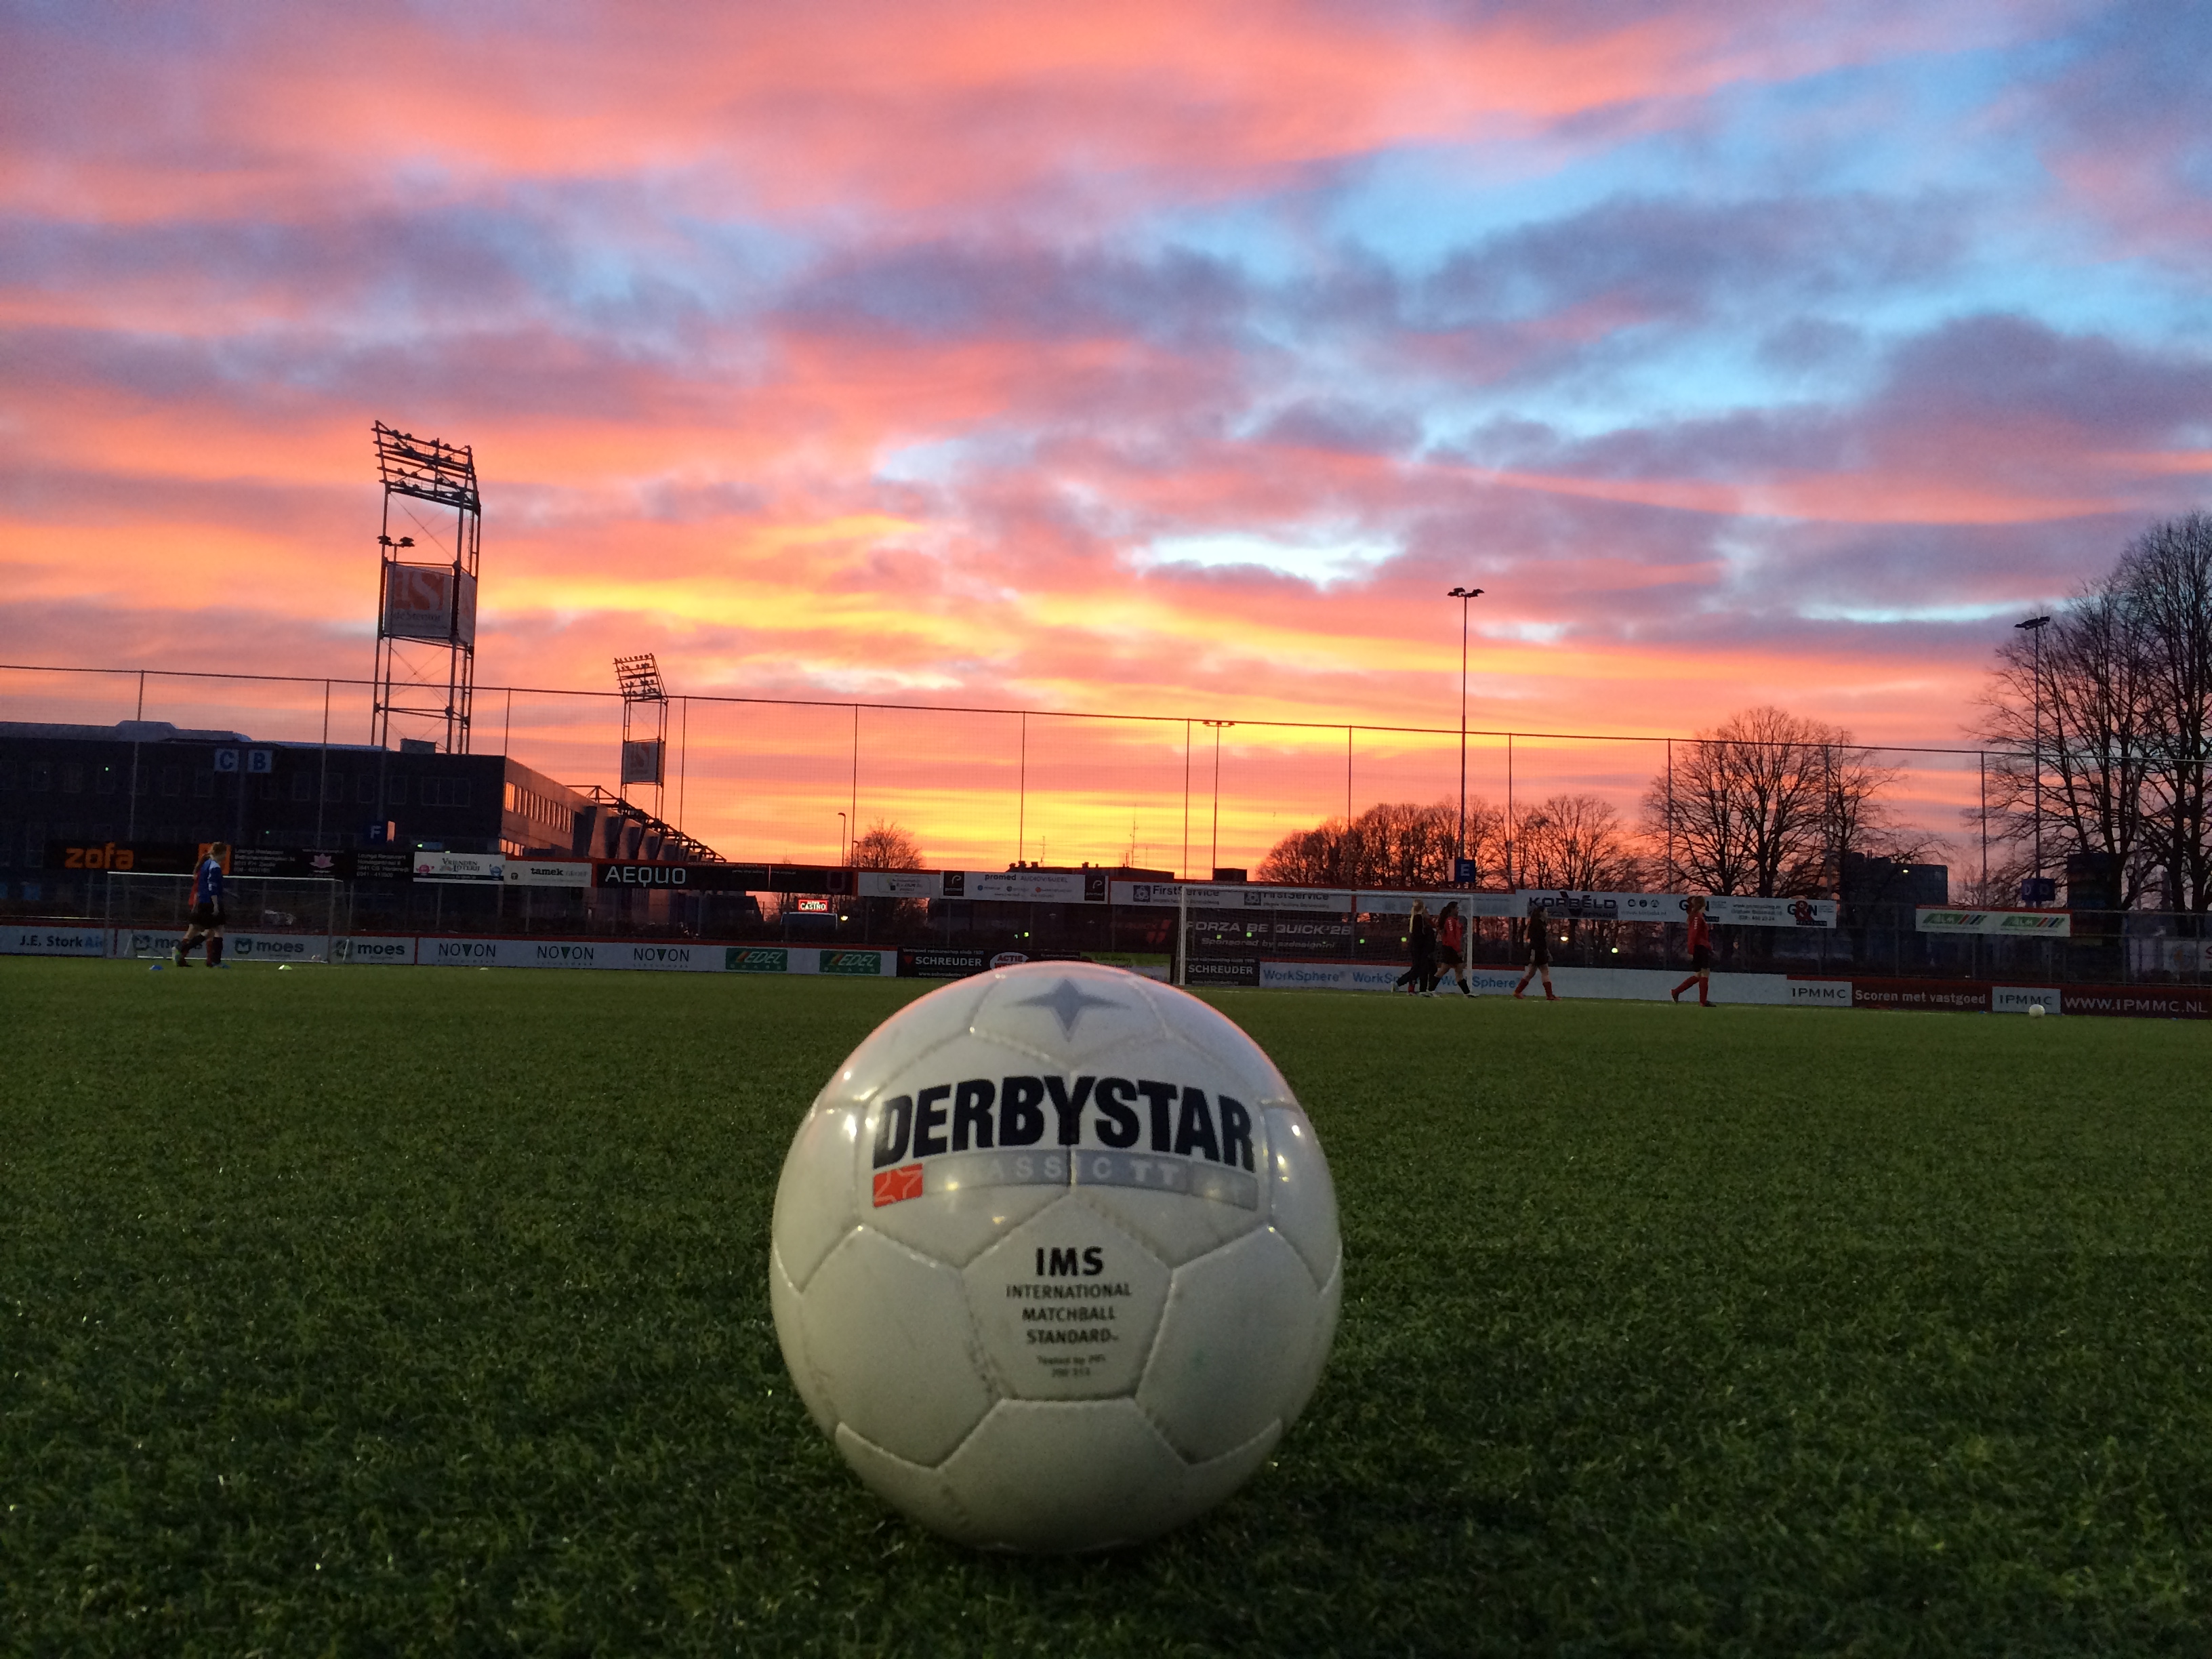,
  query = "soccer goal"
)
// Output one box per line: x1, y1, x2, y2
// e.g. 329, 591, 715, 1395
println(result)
98, 870, 346, 964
